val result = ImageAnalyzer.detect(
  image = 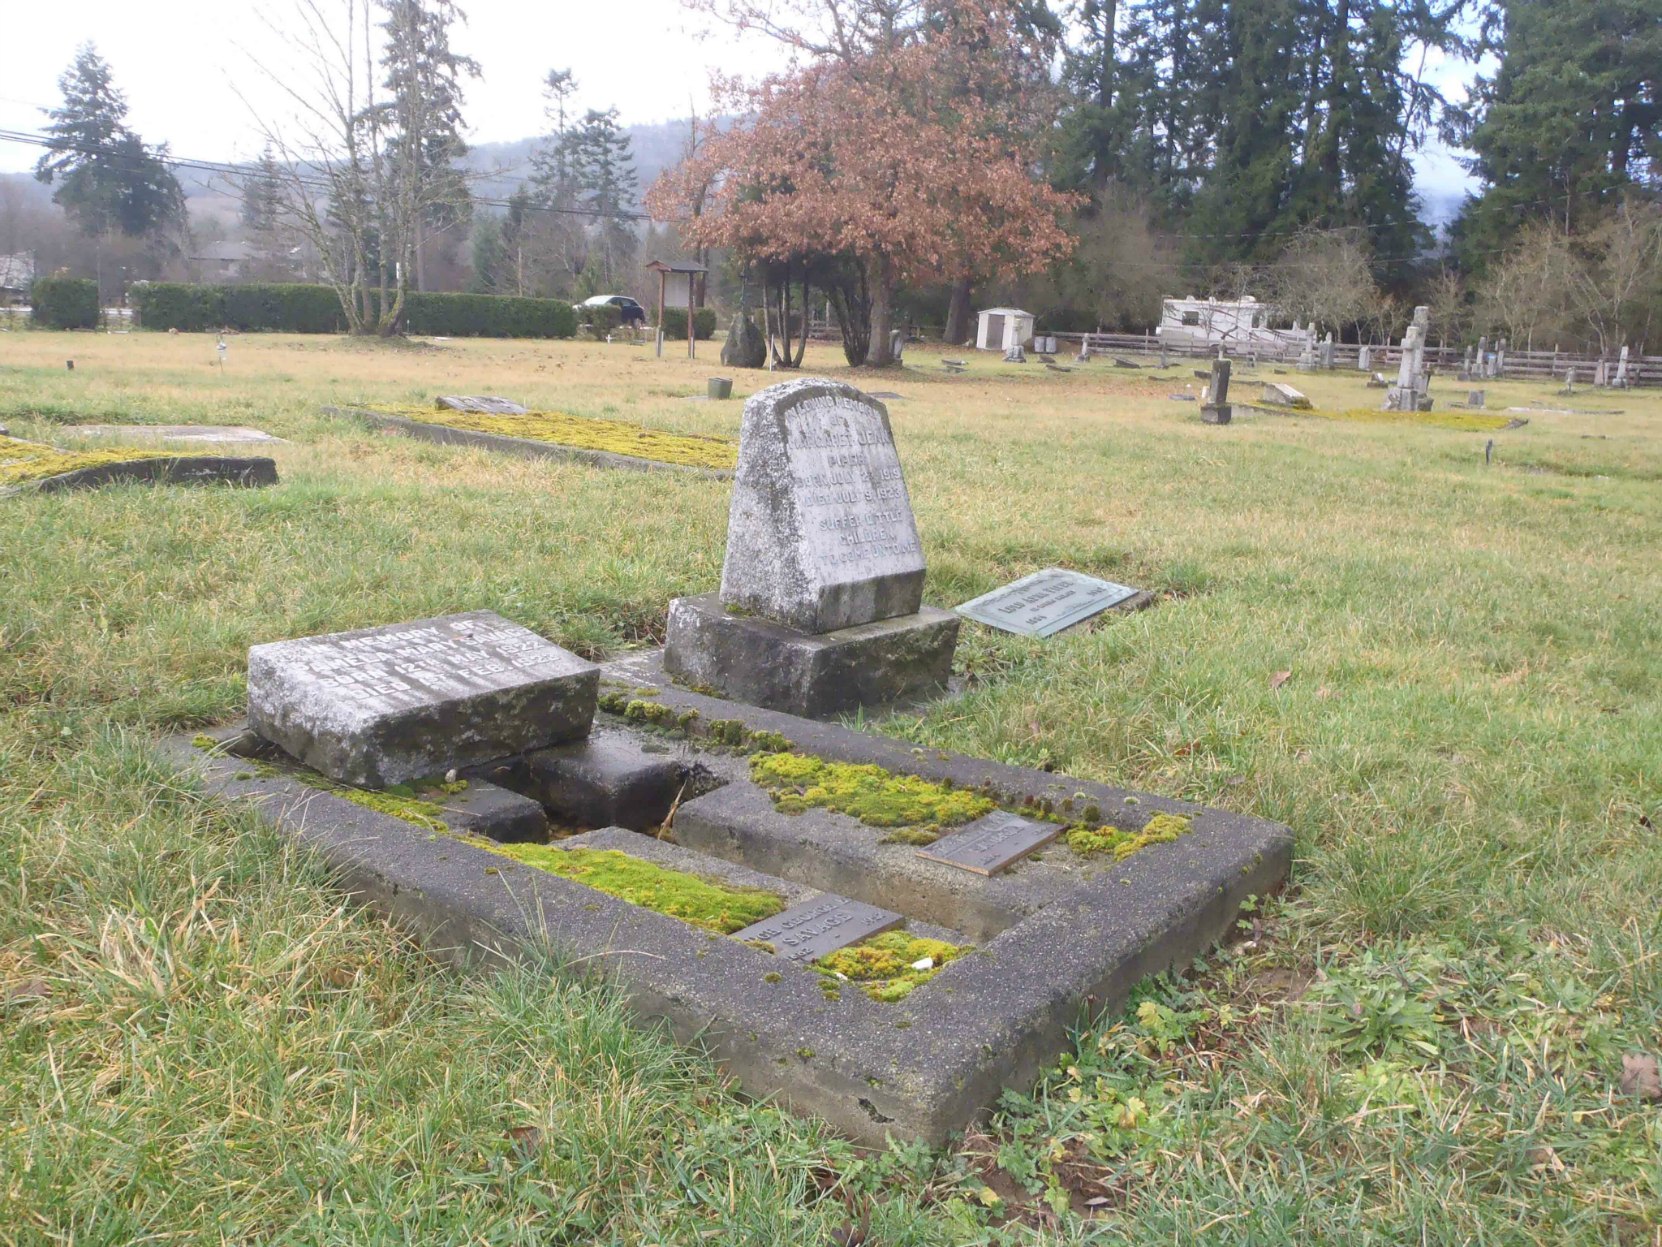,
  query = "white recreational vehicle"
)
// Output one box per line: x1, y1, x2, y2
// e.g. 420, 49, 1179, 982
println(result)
1154, 296, 1312, 354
